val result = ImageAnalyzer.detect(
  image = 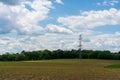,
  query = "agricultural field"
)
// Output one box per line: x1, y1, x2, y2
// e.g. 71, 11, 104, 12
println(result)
0, 59, 120, 80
